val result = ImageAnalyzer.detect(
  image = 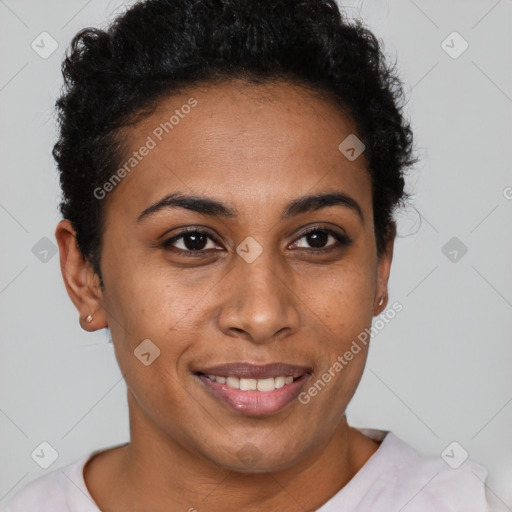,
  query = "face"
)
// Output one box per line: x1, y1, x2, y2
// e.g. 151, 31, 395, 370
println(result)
60, 79, 394, 473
